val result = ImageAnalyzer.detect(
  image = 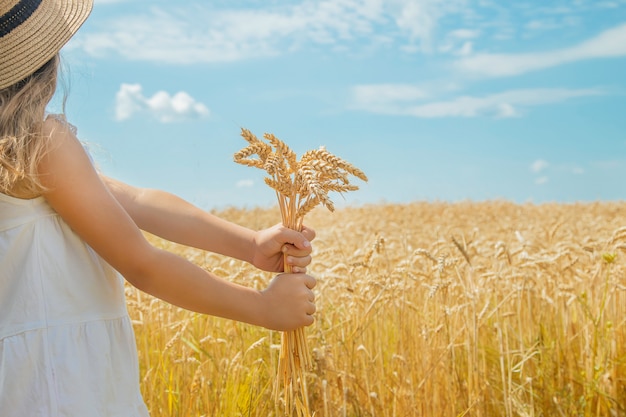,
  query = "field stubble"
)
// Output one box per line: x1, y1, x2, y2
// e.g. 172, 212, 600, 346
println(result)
127, 201, 626, 416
